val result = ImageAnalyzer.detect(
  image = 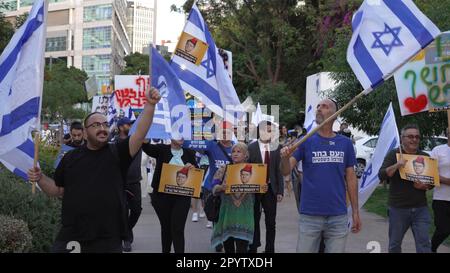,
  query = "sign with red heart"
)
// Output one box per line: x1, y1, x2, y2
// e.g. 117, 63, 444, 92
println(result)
394, 32, 450, 116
